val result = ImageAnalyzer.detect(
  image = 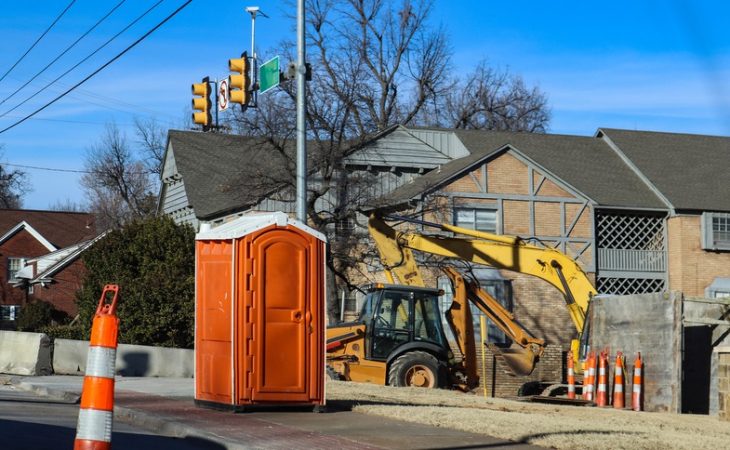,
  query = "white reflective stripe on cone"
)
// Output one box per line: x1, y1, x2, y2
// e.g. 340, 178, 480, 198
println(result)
76, 408, 113, 442
599, 368, 606, 375
568, 386, 575, 392
634, 368, 642, 376
85, 347, 117, 378
616, 367, 623, 375
615, 384, 623, 392
597, 384, 606, 392
633, 384, 641, 393
567, 368, 574, 375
